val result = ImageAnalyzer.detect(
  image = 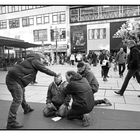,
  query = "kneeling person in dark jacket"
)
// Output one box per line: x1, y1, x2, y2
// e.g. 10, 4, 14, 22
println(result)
77, 62, 112, 106
43, 75, 70, 117
65, 71, 94, 127
6, 53, 59, 129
